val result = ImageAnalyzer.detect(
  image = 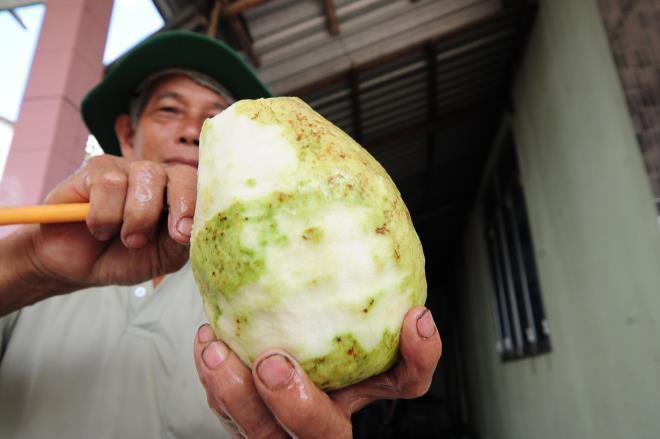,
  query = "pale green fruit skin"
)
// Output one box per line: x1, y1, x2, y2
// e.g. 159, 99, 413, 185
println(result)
191, 97, 426, 391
